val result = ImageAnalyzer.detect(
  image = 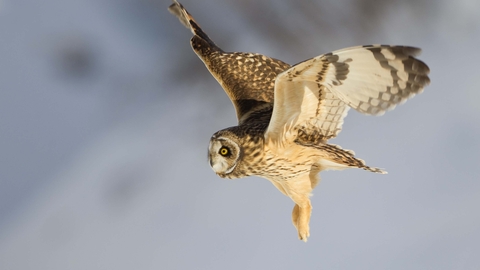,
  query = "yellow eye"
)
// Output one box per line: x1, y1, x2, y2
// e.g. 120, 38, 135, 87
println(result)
219, 147, 229, 156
